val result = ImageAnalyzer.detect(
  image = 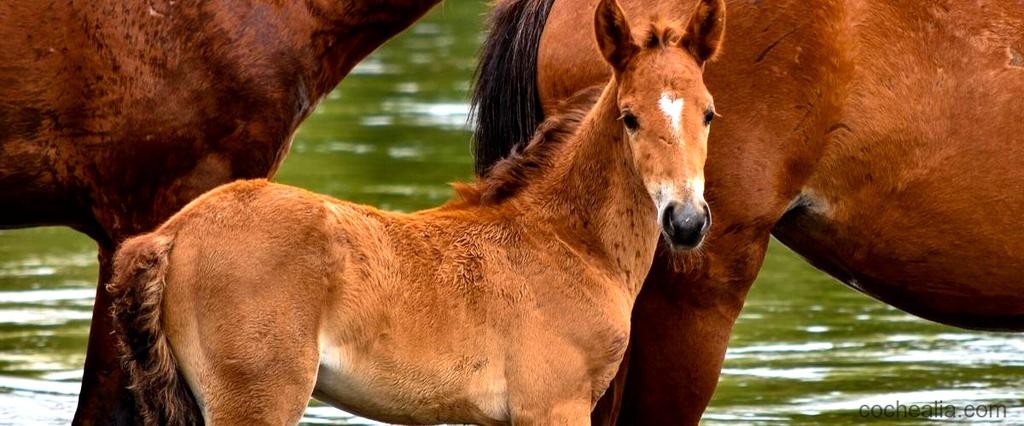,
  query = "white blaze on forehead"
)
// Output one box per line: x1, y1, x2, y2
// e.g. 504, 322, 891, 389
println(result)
659, 93, 684, 135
